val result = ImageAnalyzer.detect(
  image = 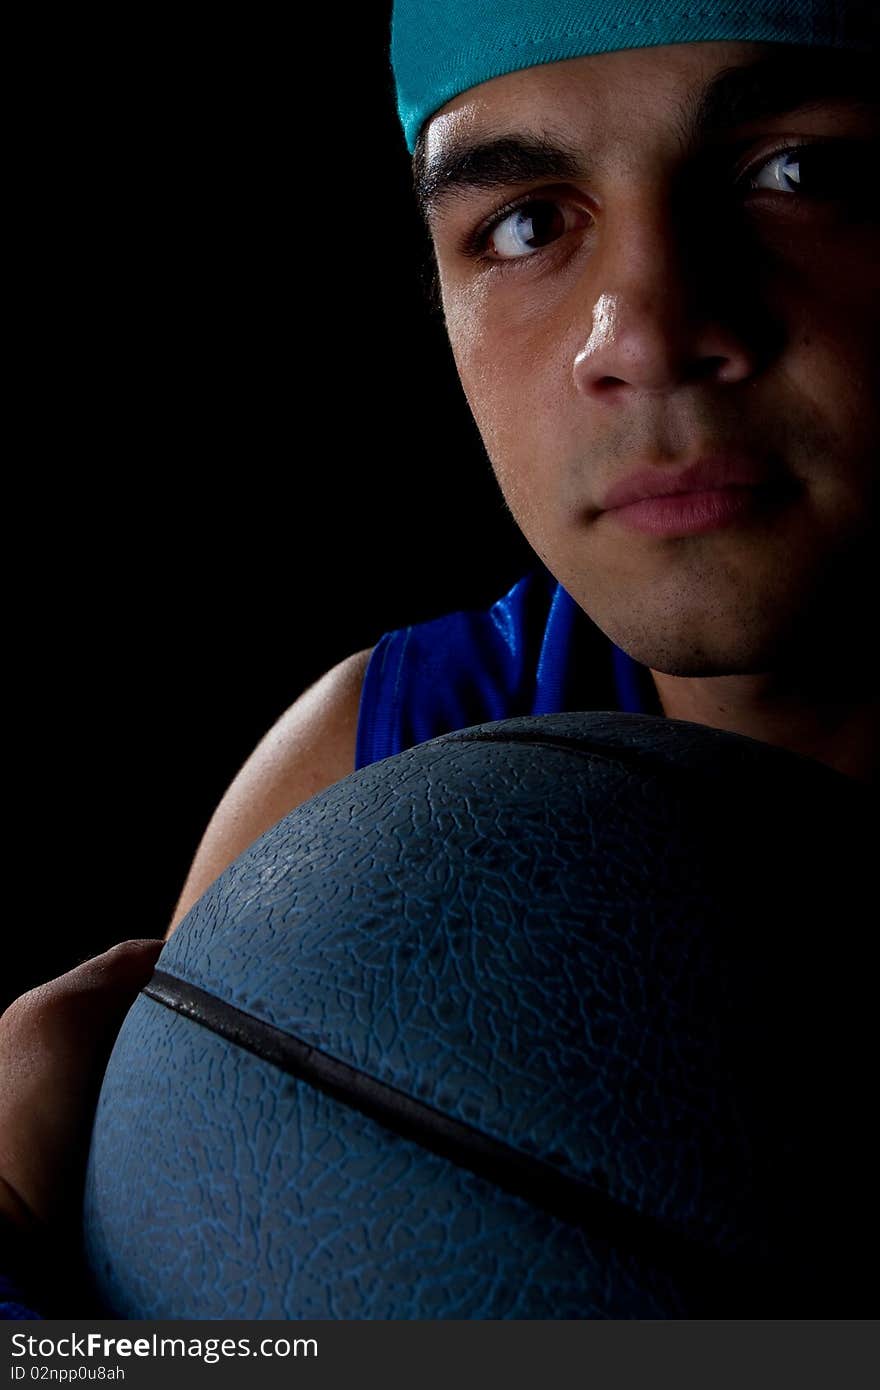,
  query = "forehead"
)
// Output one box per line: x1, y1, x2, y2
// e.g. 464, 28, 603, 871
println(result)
423, 41, 839, 157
